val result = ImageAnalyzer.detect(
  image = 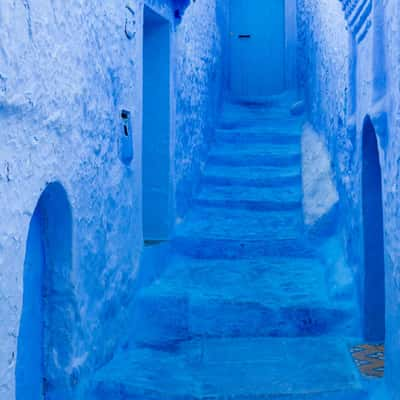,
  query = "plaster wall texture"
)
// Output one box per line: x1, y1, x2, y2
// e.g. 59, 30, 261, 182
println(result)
298, 0, 400, 397
0, 0, 226, 398
174, 0, 228, 216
